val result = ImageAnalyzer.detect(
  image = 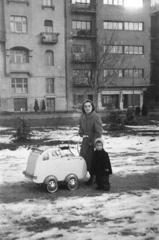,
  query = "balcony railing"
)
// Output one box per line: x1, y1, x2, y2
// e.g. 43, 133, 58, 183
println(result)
7, 0, 29, 5
72, 53, 96, 63
0, 30, 6, 42
71, 3, 96, 13
41, 32, 59, 44
73, 77, 91, 87
41, 3, 55, 10
72, 29, 96, 38
9, 63, 32, 76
